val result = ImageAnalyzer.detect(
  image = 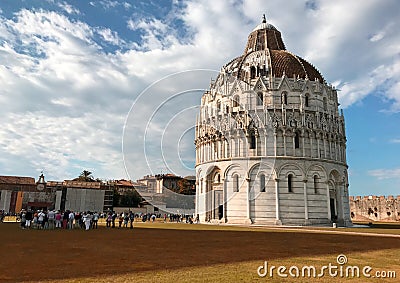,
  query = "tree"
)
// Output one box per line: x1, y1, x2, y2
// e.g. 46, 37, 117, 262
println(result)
113, 189, 143, 208
176, 178, 196, 195
76, 170, 95, 182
